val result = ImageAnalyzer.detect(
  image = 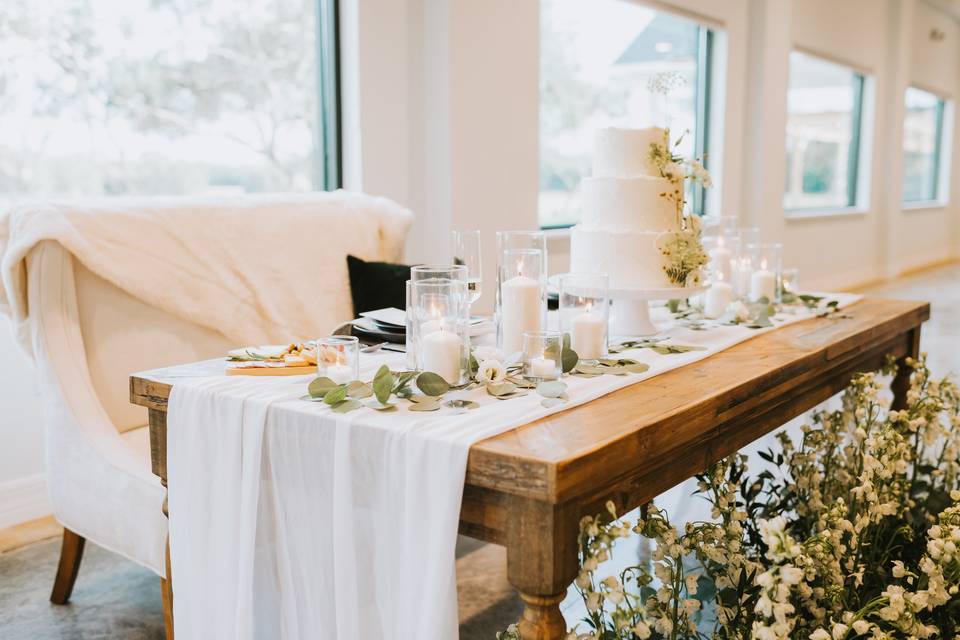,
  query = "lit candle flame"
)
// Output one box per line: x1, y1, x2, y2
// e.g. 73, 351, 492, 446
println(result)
761, 259, 768, 270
